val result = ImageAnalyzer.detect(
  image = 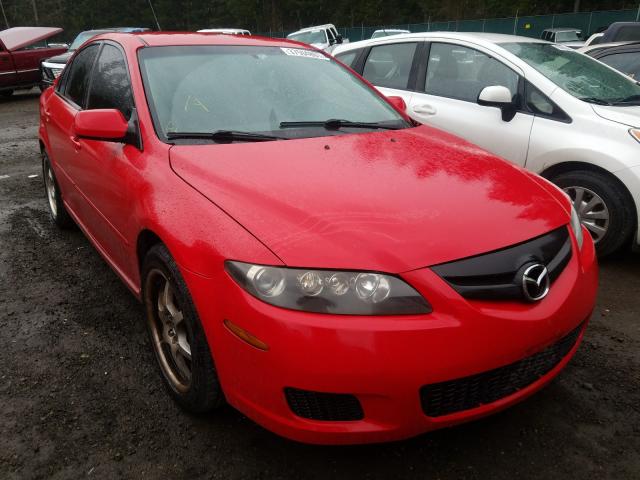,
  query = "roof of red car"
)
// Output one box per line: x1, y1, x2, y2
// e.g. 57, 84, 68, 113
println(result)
105, 31, 305, 49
